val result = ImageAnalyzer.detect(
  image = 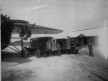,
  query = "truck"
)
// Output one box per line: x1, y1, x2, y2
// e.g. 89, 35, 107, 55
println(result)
23, 37, 60, 57
56, 37, 82, 54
